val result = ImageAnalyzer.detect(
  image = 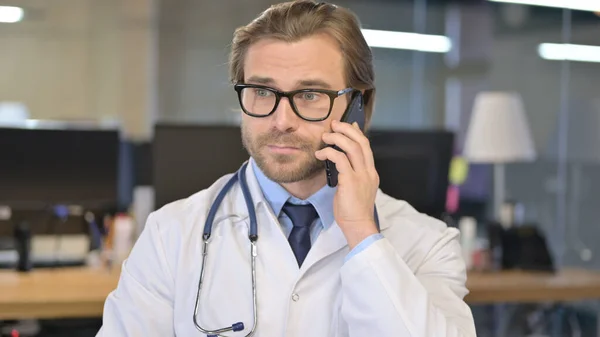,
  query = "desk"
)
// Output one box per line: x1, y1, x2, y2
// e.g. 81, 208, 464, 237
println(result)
466, 269, 600, 304
1, 267, 600, 319
0, 267, 120, 319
